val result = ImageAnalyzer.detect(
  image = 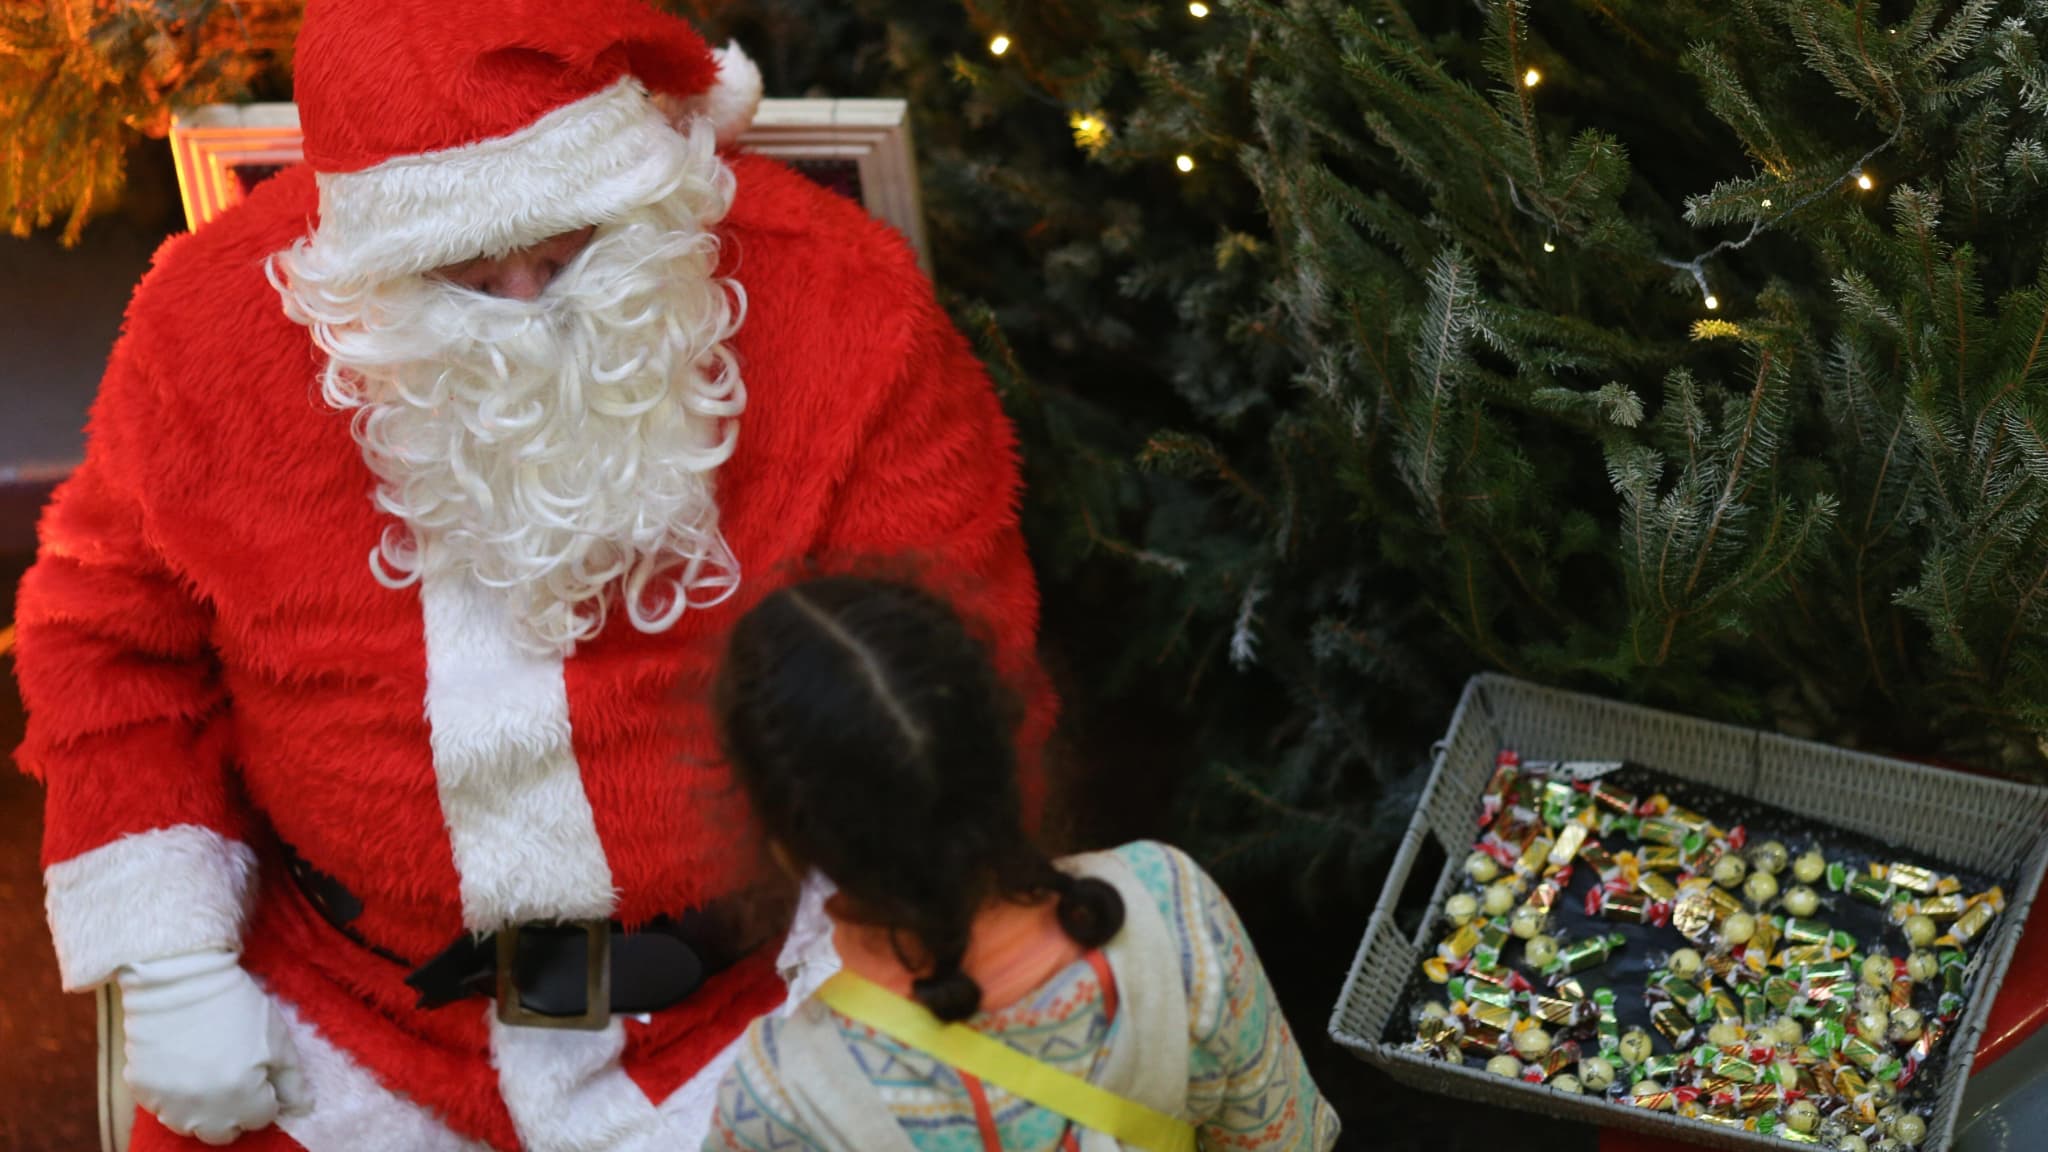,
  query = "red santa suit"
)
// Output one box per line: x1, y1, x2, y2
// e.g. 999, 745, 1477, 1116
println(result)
11, 2, 1052, 1149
